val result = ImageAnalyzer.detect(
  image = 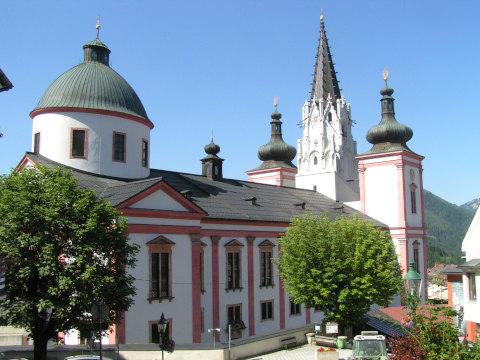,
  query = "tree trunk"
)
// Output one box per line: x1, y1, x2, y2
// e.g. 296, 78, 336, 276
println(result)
33, 333, 49, 360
